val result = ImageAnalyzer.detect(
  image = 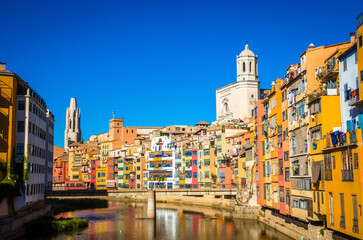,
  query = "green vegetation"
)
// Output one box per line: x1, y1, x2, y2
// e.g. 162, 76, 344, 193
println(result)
26, 216, 89, 237
47, 198, 108, 215
0, 174, 17, 200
